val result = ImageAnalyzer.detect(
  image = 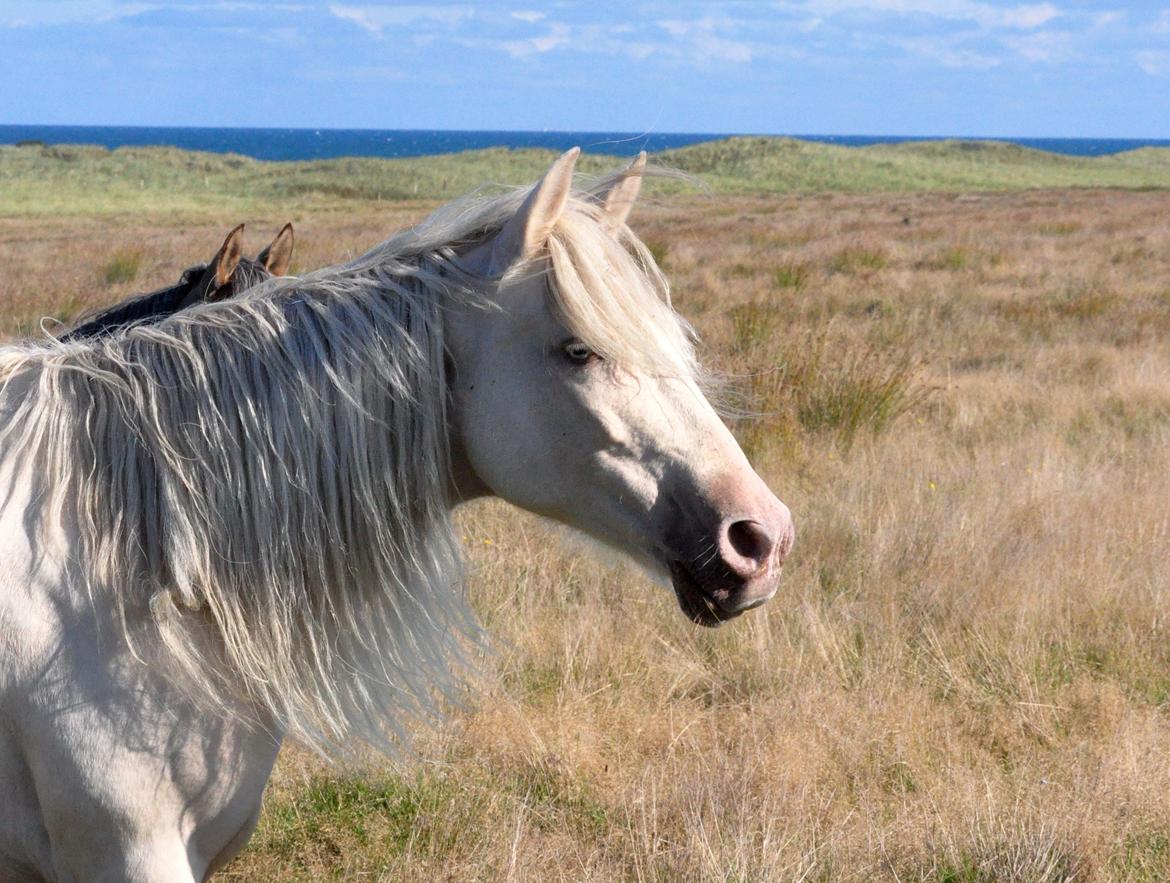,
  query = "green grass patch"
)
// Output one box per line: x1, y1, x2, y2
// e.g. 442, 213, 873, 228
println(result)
255, 774, 451, 861
724, 262, 757, 279
660, 136, 1170, 194
772, 261, 810, 291
643, 238, 669, 267
506, 761, 609, 837
827, 246, 888, 275
999, 285, 1120, 329
238, 760, 610, 880
729, 300, 783, 353
880, 759, 917, 796
1112, 830, 1170, 880
788, 342, 926, 448
918, 247, 971, 271
1037, 222, 1082, 236
1051, 286, 1118, 320
101, 249, 143, 284
732, 319, 929, 454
